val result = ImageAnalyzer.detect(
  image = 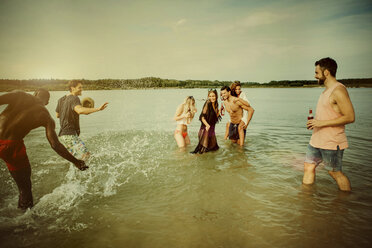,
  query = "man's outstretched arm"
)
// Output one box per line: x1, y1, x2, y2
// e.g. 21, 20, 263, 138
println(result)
74, 102, 109, 115
44, 114, 88, 170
